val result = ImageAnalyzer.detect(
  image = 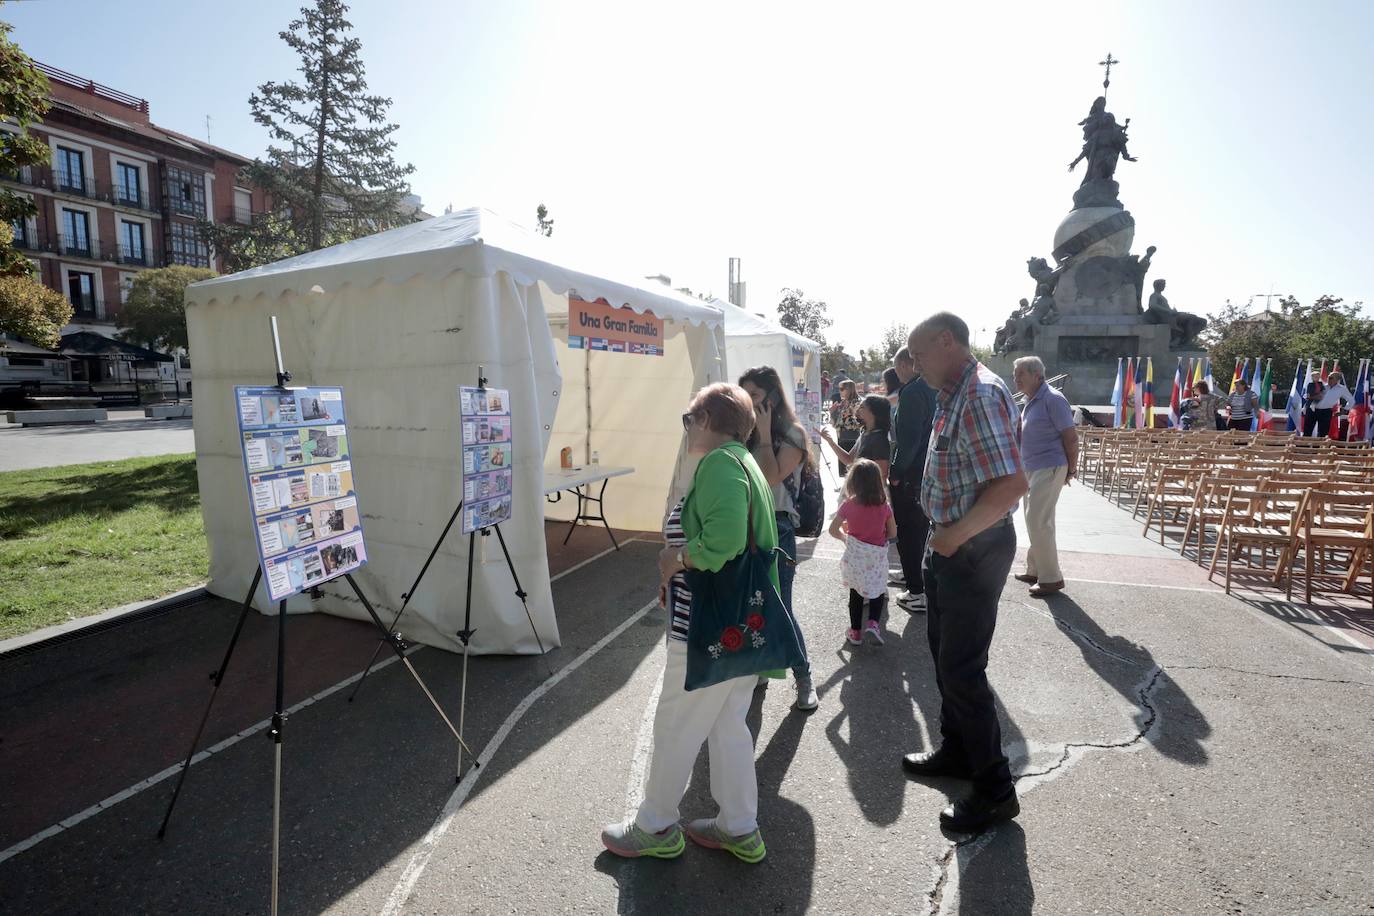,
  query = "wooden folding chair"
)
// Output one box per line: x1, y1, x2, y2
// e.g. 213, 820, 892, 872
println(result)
1286, 489, 1374, 605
